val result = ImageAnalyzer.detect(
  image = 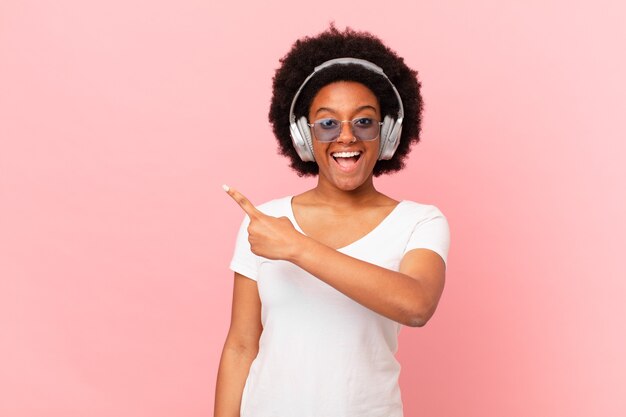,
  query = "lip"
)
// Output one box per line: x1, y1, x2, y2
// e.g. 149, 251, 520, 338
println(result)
330, 150, 364, 173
